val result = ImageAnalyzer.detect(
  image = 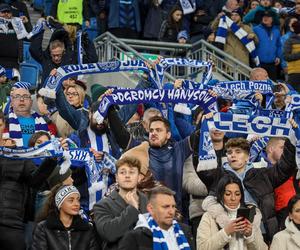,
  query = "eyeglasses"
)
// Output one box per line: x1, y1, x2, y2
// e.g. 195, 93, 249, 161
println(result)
66, 92, 79, 97
11, 94, 31, 100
